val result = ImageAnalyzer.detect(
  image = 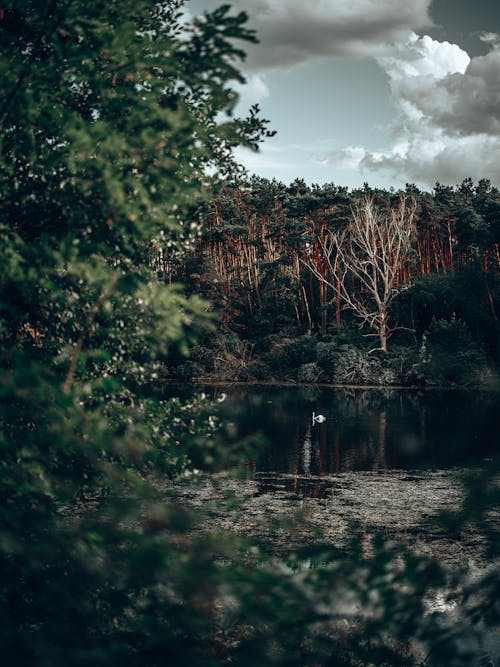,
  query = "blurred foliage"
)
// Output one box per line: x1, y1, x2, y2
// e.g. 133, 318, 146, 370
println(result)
0, 0, 271, 663
0, 2, 498, 667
